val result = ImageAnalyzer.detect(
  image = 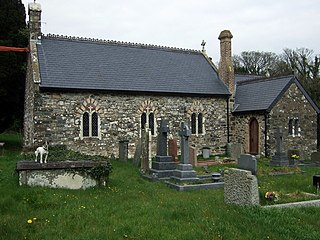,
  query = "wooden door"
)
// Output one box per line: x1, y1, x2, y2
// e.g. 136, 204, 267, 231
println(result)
249, 118, 259, 155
